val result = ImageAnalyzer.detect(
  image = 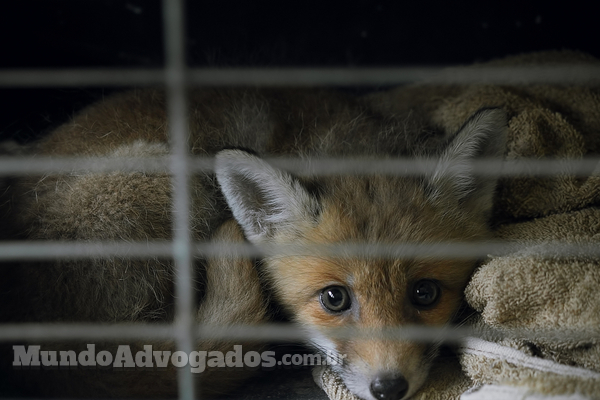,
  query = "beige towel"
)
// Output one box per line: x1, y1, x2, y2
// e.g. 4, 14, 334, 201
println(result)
315, 50, 600, 400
